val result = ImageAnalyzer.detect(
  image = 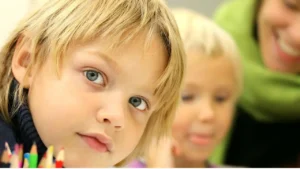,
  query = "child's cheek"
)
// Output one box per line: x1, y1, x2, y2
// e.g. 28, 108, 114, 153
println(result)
172, 114, 190, 141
